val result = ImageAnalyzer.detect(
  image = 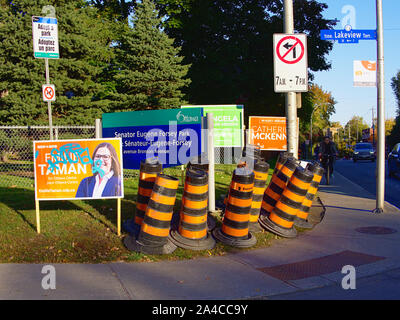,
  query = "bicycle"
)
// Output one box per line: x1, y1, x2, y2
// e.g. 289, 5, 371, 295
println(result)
320, 154, 335, 185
